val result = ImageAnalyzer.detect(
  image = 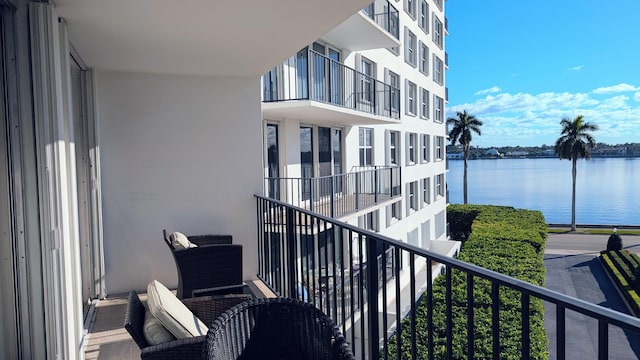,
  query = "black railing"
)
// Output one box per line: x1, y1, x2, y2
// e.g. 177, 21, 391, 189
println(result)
255, 195, 640, 359
262, 49, 400, 120
361, 0, 400, 40
265, 166, 401, 219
